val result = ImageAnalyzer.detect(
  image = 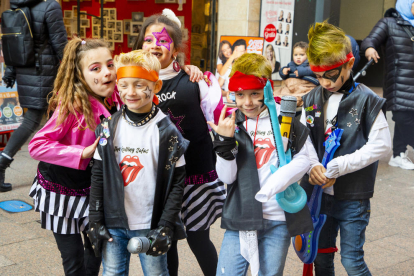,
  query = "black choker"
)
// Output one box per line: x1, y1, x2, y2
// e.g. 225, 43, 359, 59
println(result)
122, 104, 157, 127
